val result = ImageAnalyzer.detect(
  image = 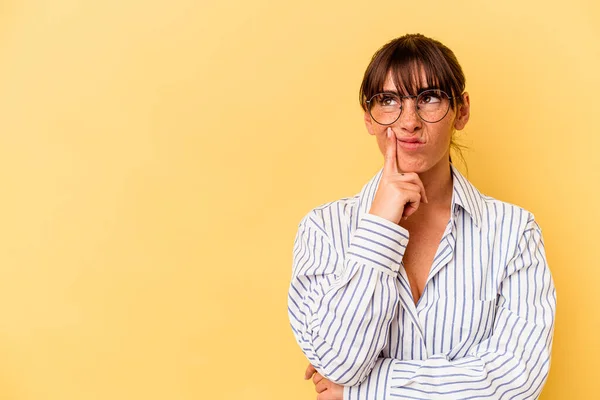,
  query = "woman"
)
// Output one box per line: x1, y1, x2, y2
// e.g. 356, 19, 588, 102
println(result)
287, 33, 556, 400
